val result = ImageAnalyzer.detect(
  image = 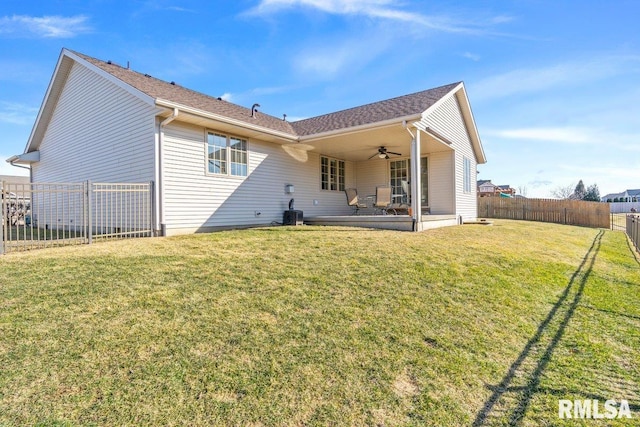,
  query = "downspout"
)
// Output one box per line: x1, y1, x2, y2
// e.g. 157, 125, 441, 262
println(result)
157, 107, 178, 236
7, 159, 33, 184
8, 161, 31, 171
